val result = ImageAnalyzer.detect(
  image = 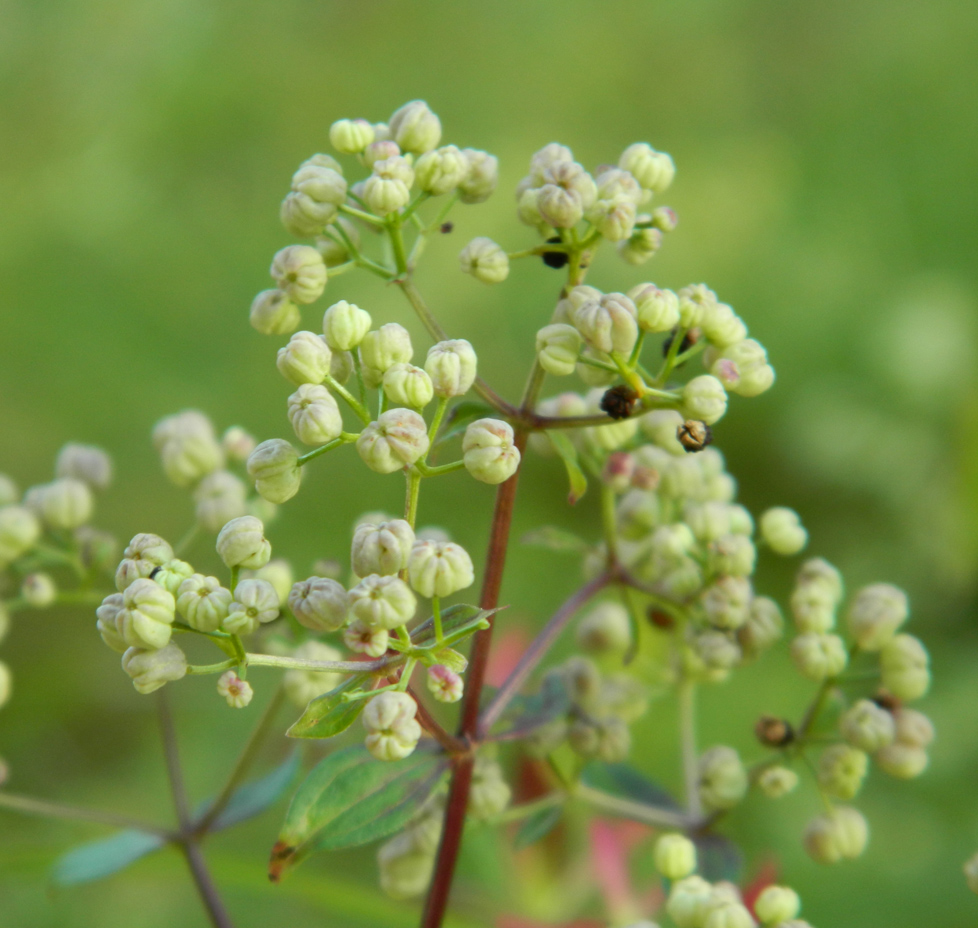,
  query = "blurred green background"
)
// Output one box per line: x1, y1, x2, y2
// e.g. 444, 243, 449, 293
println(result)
2, 1, 977, 926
